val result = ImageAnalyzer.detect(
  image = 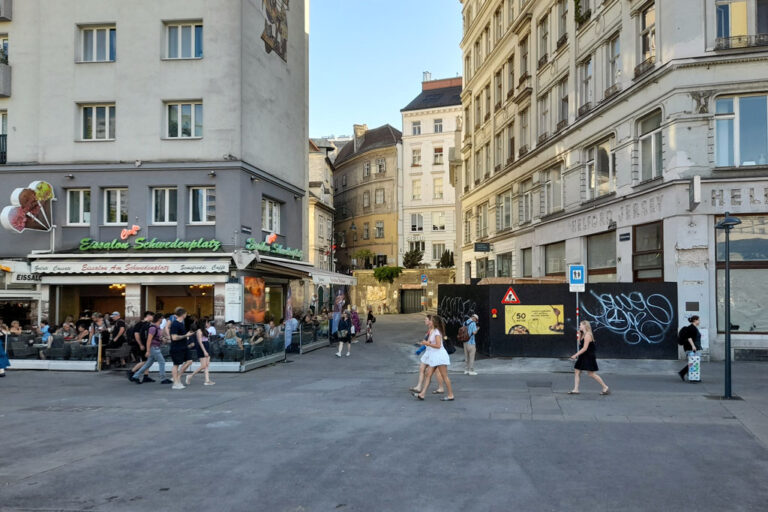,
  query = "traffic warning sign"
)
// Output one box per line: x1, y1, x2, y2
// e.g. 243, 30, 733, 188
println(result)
501, 287, 521, 304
